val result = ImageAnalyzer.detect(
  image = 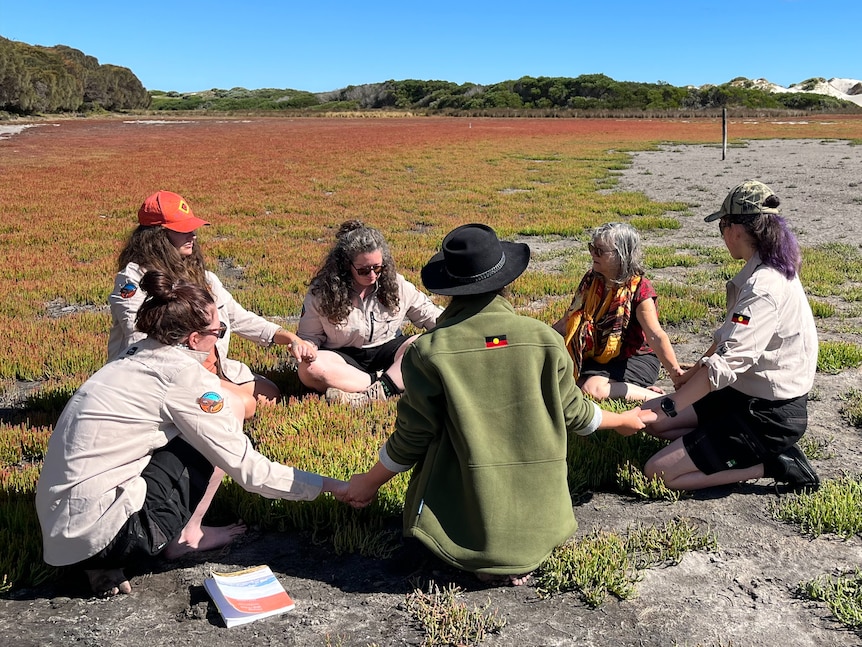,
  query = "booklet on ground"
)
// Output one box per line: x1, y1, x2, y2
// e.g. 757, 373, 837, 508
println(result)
204, 565, 295, 628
